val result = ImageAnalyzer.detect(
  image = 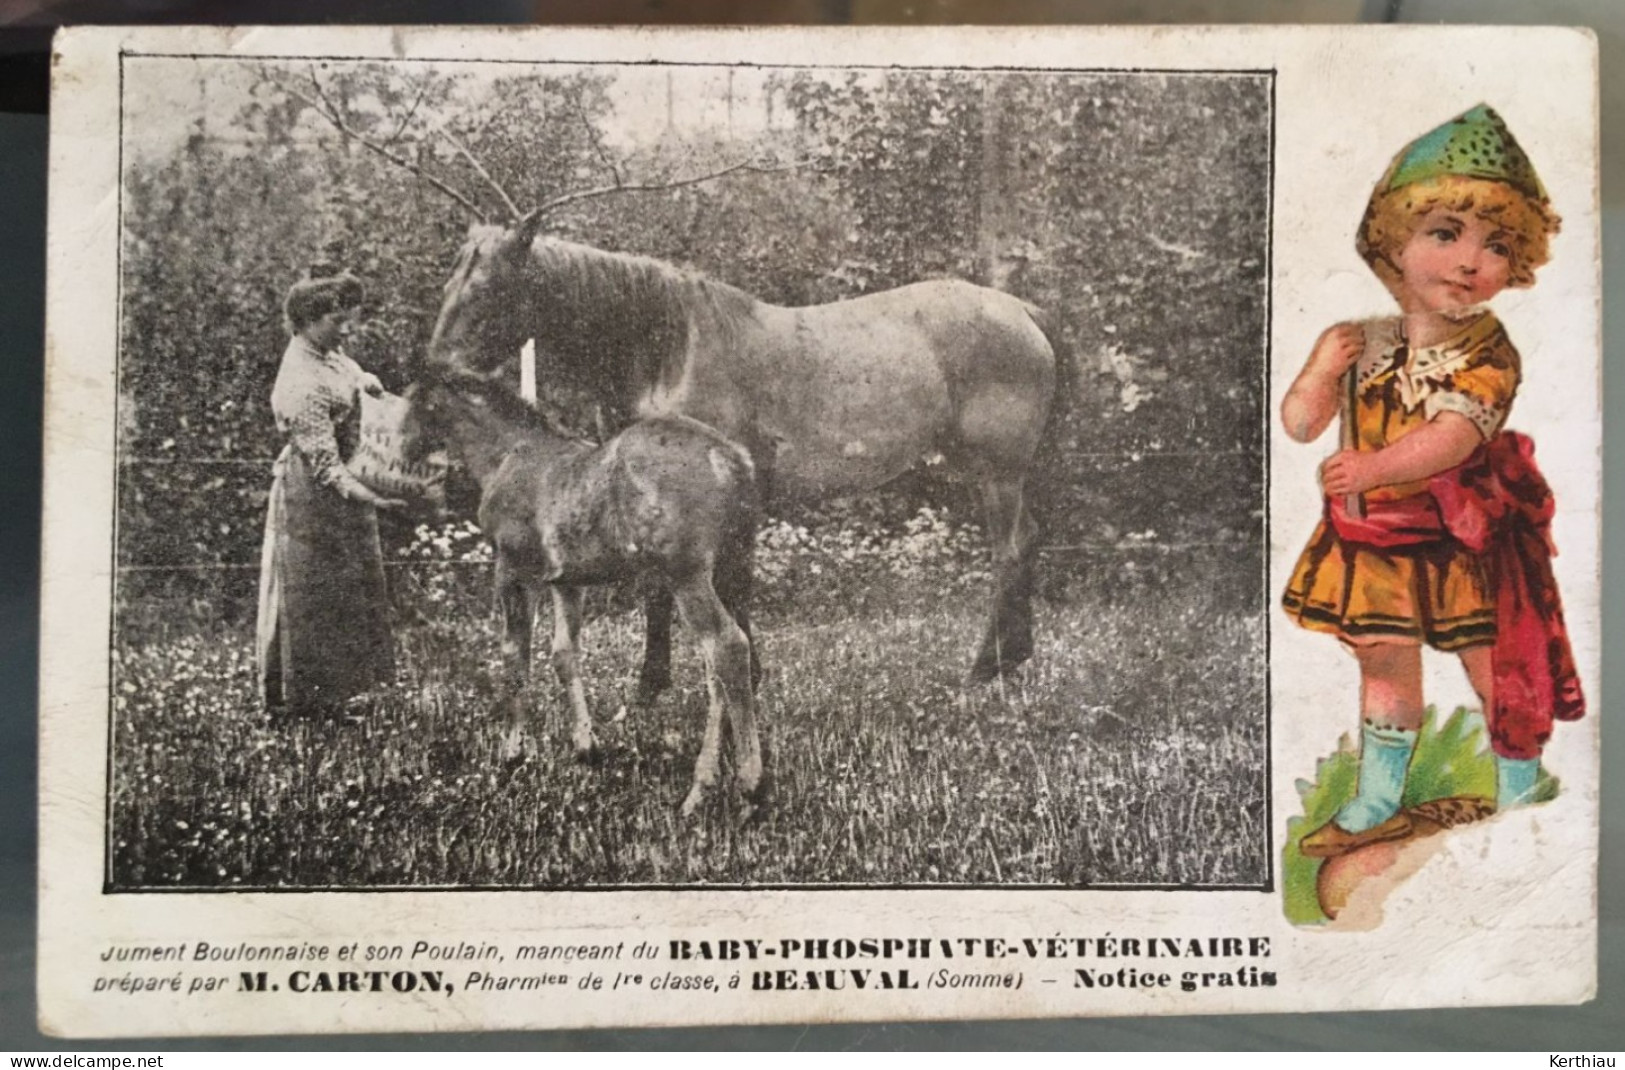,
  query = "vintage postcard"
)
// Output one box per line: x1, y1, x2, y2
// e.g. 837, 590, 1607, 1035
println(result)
38, 24, 1600, 1036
